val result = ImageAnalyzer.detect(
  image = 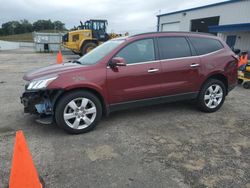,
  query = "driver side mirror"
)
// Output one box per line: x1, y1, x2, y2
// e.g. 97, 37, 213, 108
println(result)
109, 57, 126, 68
